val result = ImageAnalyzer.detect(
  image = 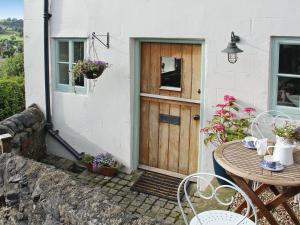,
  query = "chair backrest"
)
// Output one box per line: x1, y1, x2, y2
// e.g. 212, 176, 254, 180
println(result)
250, 110, 292, 141
177, 173, 257, 225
